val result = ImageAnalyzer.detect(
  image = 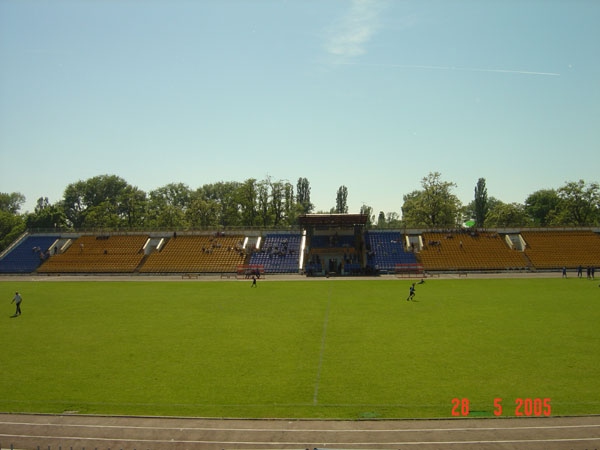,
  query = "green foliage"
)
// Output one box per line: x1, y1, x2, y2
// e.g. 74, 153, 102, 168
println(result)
0, 193, 27, 250
377, 210, 386, 227
359, 204, 373, 227
269, 179, 286, 225
6, 174, 600, 230
474, 178, 488, 227
335, 185, 348, 214
0, 192, 25, 214
555, 180, 600, 226
62, 175, 140, 229
524, 182, 600, 227
485, 201, 530, 227
296, 177, 314, 214
1, 279, 598, 418
25, 198, 68, 230
525, 189, 560, 226
402, 172, 461, 227
0, 211, 25, 251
